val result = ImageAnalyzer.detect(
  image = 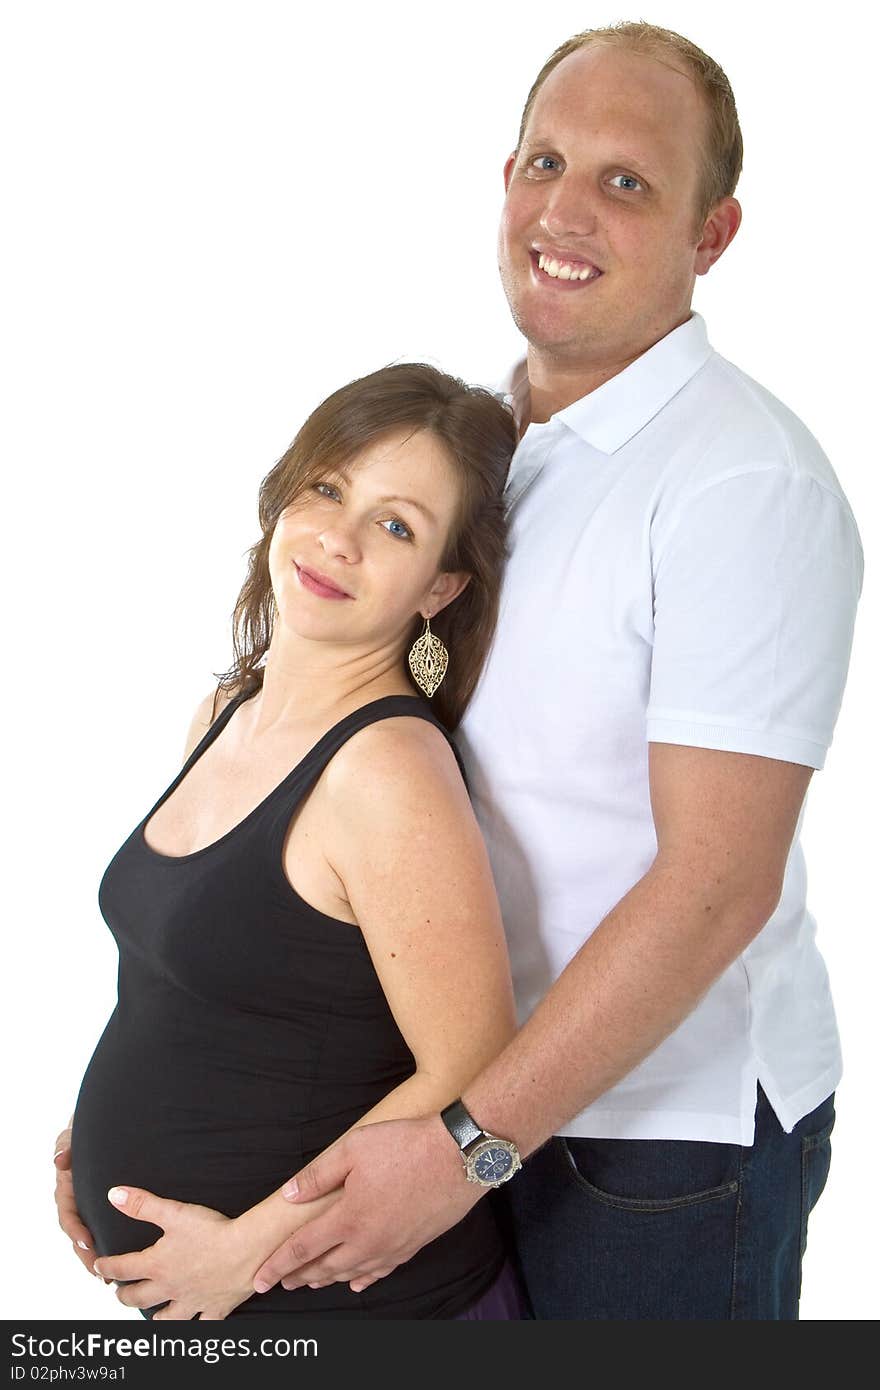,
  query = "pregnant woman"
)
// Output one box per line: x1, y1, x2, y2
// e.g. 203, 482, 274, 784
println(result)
54, 362, 527, 1318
